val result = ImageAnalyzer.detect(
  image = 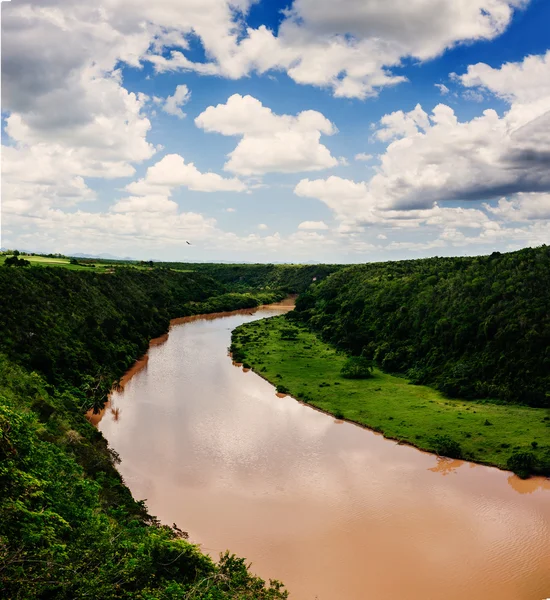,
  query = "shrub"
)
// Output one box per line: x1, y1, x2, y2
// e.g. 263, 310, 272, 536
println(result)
429, 434, 463, 459
333, 409, 344, 419
280, 327, 298, 340
507, 450, 536, 478
340, 356, 374, 379
276, 384, 289, 394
